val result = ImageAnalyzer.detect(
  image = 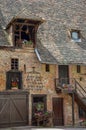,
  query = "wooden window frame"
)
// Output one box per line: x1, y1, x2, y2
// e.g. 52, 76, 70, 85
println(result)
13, 19, 36, 48
6, 71, 22, 90
11, 58, 19, 70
